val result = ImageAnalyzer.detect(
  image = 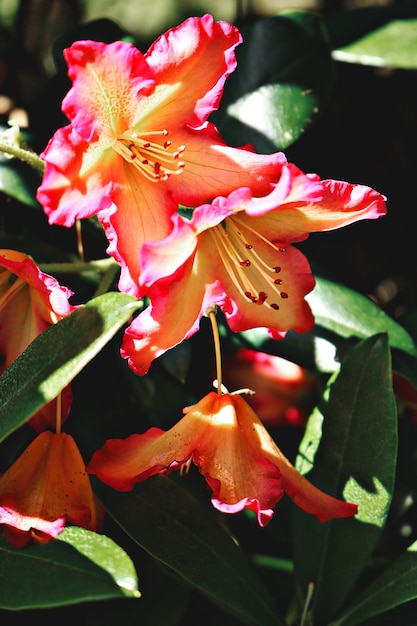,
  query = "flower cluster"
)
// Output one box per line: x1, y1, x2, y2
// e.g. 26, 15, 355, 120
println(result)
0, 13, 388, 545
